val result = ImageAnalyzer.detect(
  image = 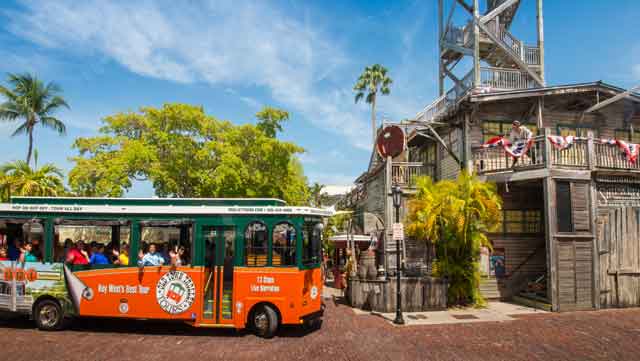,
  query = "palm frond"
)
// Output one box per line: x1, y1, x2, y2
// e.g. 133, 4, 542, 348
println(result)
10, 122, 30, 137
40, 116, 67, 135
